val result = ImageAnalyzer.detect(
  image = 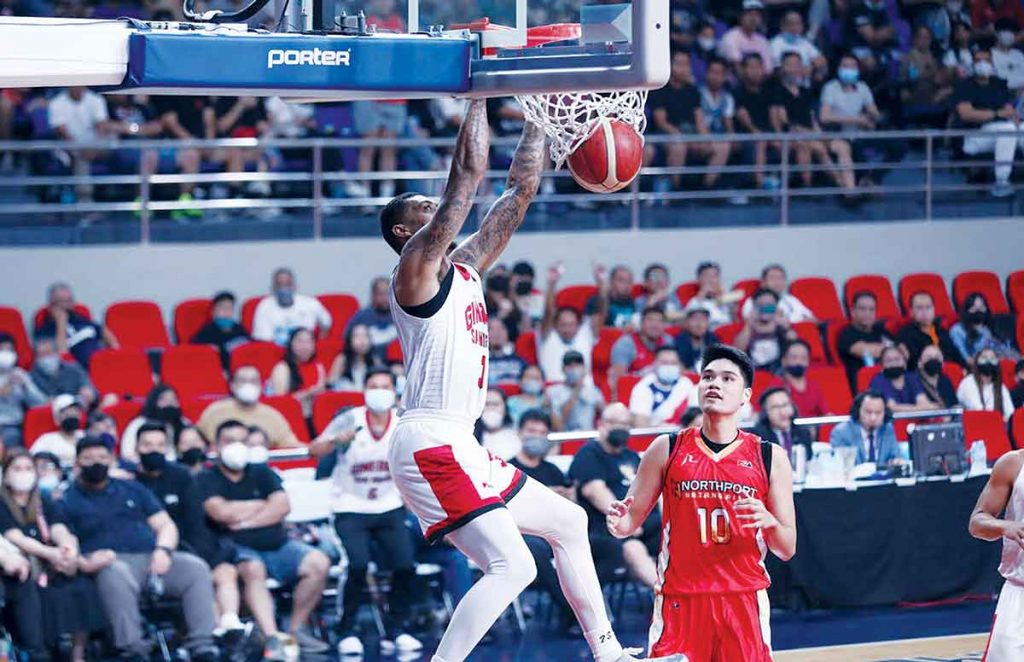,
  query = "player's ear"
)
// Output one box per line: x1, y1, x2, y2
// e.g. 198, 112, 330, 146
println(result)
392, 223, 411, 240
742, 386, 752, 406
